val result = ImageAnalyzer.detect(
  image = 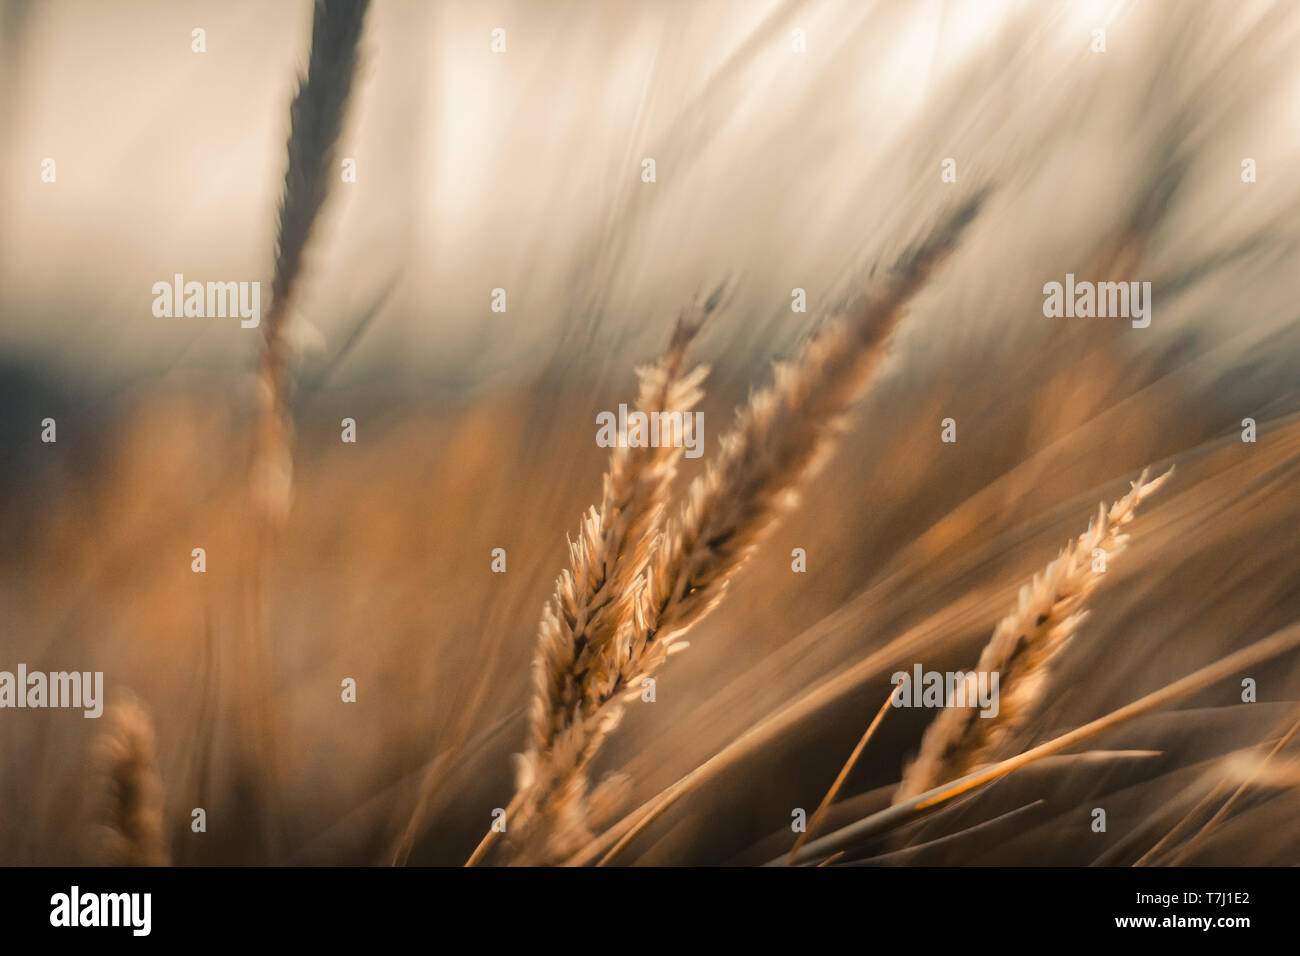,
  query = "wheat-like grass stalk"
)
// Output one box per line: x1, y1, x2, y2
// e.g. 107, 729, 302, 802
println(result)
894, 466, 1174, 803
638, 198, 984, 655
236, 0, 369, 862
252, 0, 369, 523
781, 619, 1300, 865
486, 299, 716, 865
505, 196, 986, 863
93, 693, 168, 867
